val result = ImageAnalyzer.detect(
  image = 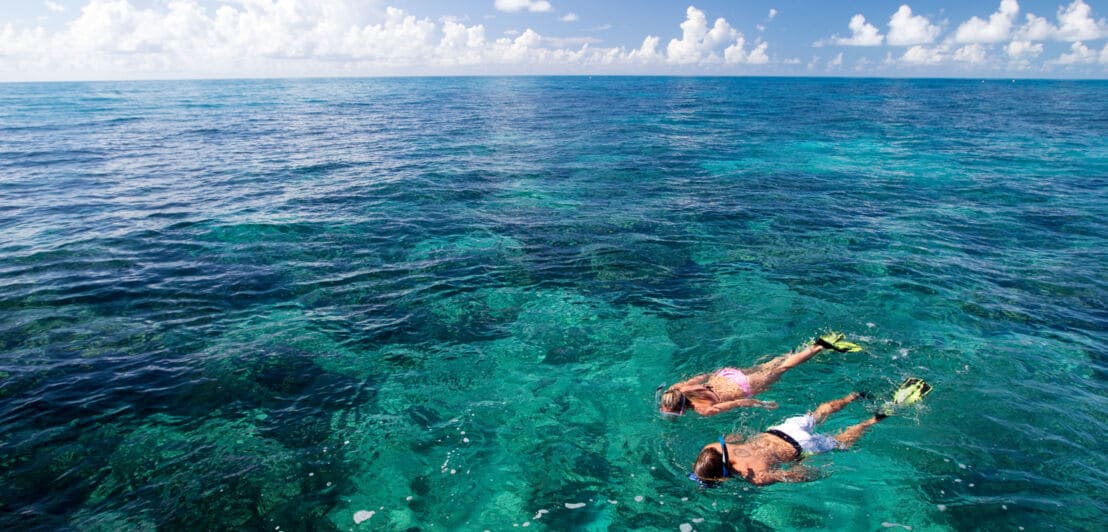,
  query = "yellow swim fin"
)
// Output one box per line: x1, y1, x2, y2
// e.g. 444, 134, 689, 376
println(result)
892, 377, 933, 406
816, 331, 863, 353
877, 377, 932, 418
